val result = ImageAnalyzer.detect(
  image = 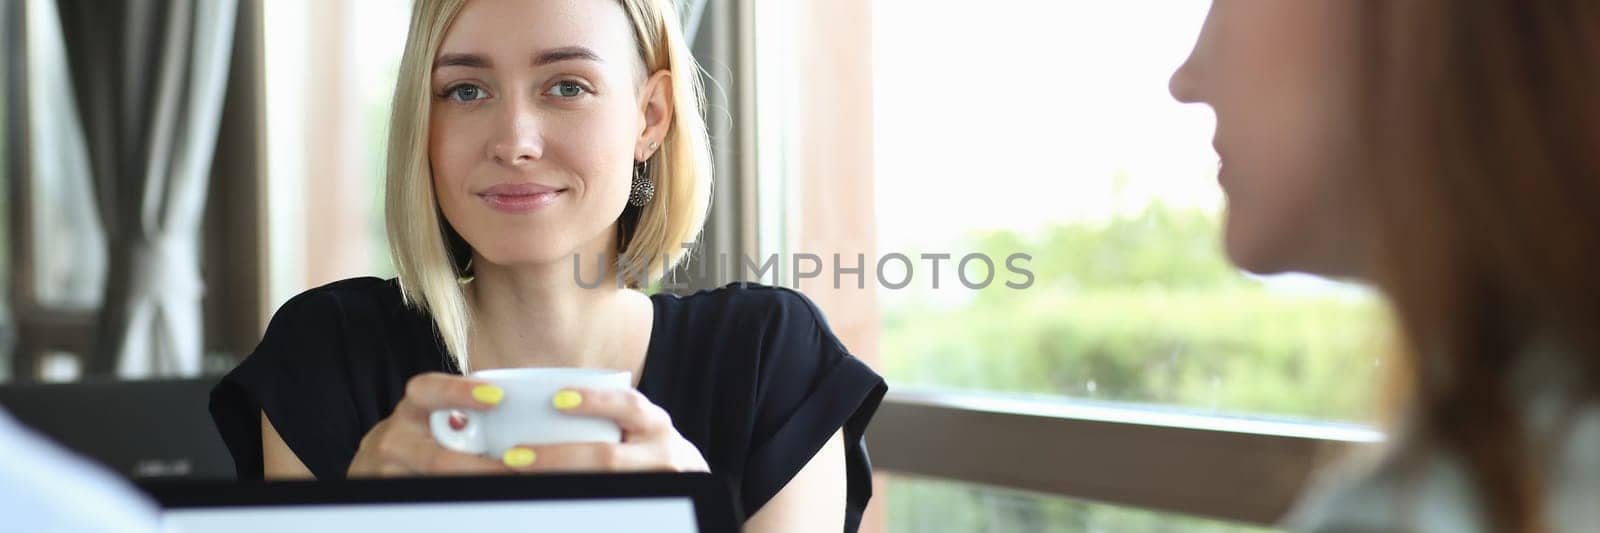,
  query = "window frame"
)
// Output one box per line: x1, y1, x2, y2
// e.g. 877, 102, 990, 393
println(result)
868, 390, 1381, 526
